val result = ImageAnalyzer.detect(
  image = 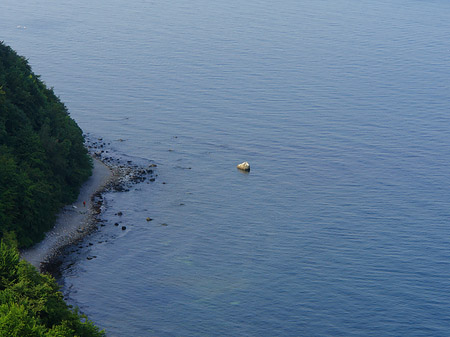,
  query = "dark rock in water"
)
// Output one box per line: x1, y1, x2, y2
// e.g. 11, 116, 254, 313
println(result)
117, 211, 123, 216
122, 226, 127, 230
149, 178, 155, 182
114, 222, 119, 226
